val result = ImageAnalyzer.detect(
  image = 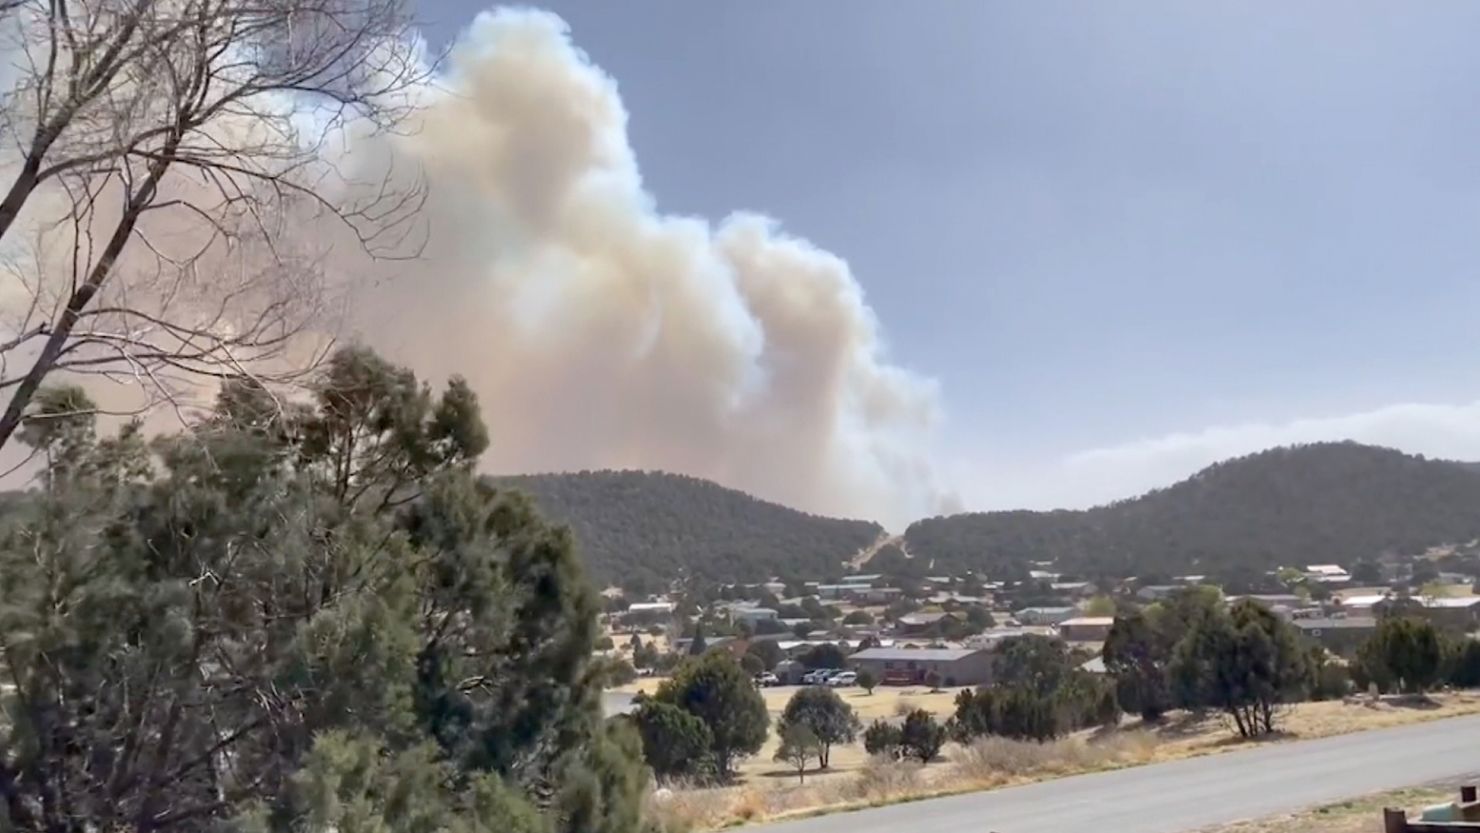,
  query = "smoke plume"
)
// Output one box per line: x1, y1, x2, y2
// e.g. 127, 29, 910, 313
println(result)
0, 7, 950, 526
344, 8, 949, 526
